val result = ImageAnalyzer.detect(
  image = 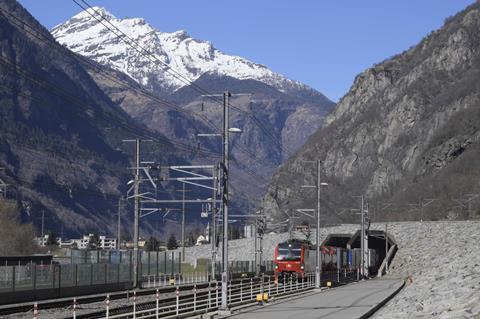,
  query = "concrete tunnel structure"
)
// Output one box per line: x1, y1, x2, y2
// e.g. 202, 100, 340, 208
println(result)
321, 229, 397, 276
